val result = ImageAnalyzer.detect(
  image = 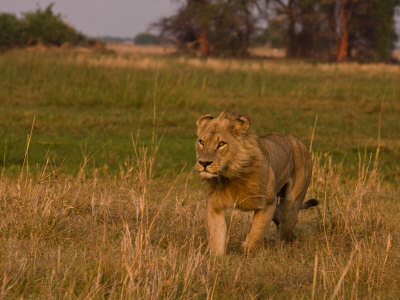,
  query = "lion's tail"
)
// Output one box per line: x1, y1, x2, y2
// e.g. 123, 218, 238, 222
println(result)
300, 198, 319, 210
